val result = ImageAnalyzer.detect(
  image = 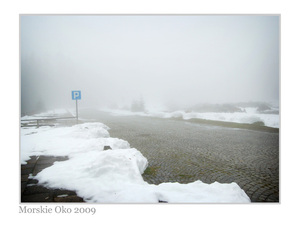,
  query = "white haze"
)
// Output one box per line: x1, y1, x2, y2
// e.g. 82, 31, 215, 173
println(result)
20, 15, 279, 114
